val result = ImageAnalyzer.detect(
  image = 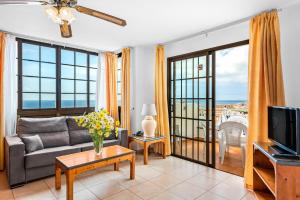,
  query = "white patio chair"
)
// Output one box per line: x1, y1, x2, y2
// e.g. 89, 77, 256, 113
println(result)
217, 121, 248, 166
